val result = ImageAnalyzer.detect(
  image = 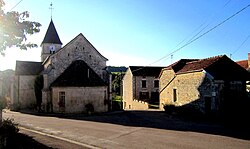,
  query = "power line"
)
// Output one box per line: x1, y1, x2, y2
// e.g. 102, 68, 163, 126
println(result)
149, 3, 250, 66
231, 32, 250, 57
10, 0, 23, 11
149, 0, 232, 66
